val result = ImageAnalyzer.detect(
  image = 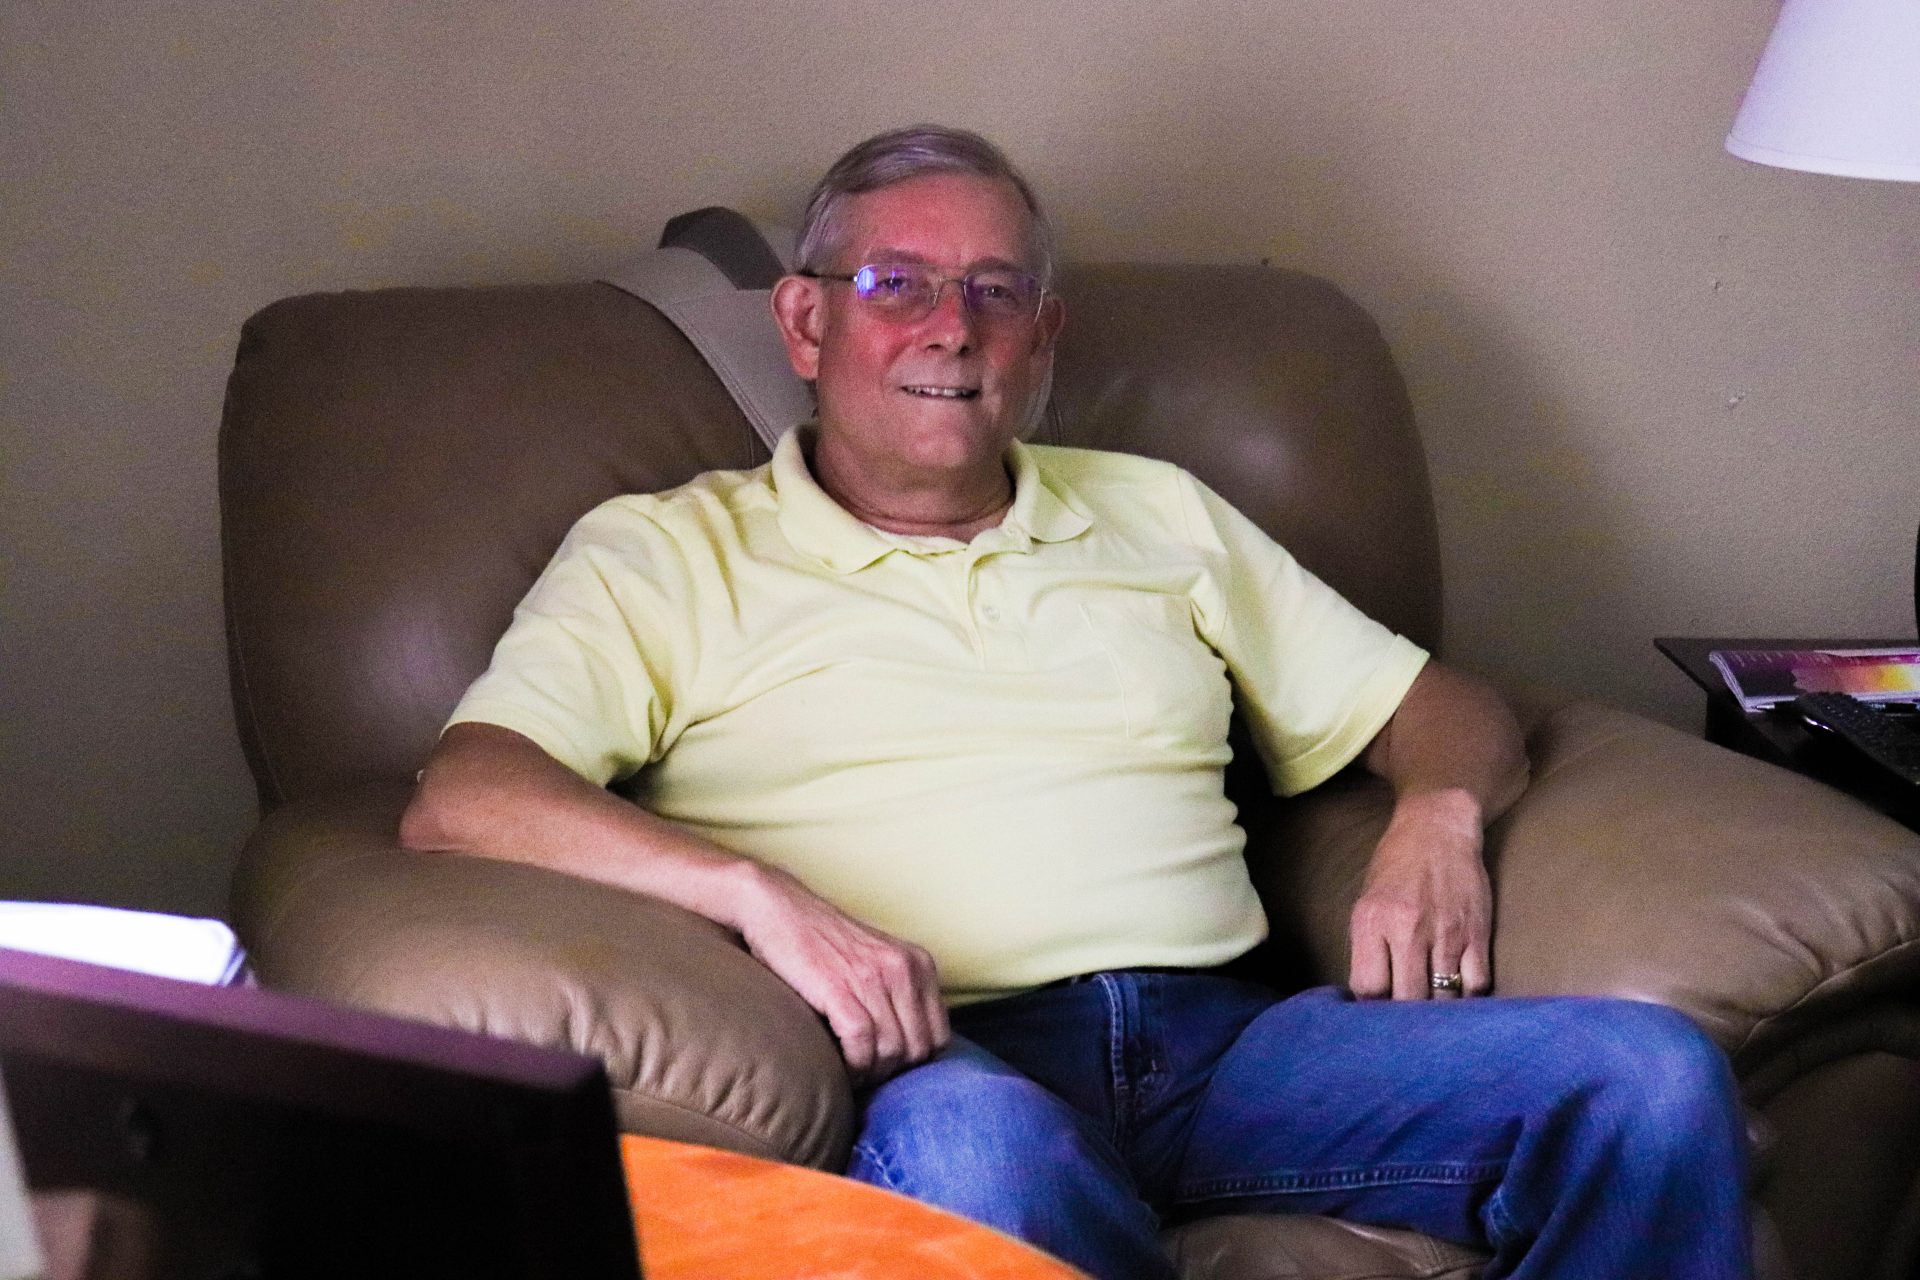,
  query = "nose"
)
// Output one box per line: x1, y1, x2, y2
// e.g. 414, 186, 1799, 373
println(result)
918, 278, 977, 351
